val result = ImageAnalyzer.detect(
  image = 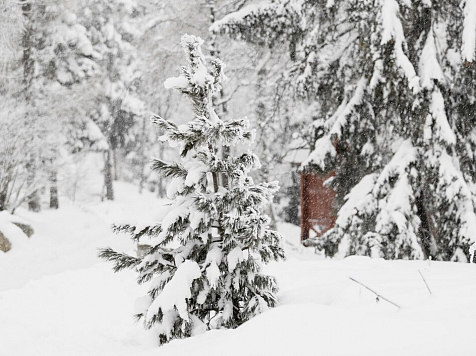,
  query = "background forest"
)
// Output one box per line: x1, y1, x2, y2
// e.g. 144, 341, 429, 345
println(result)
1, 0, 476, 354
0, 0, 307, 233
